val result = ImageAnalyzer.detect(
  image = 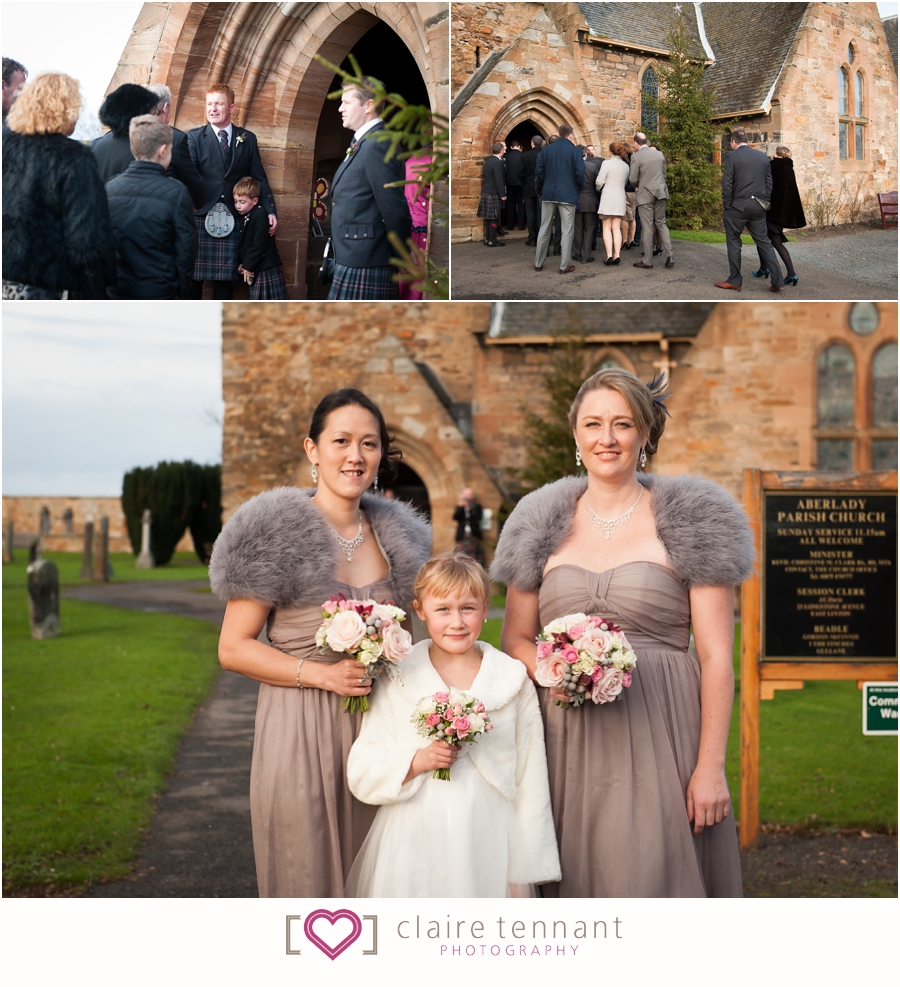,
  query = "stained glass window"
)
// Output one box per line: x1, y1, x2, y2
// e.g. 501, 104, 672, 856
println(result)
818, 345, 855, 426
872, 344, 898, 427
641, 67, 659, 132
838, 67, 849, 115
